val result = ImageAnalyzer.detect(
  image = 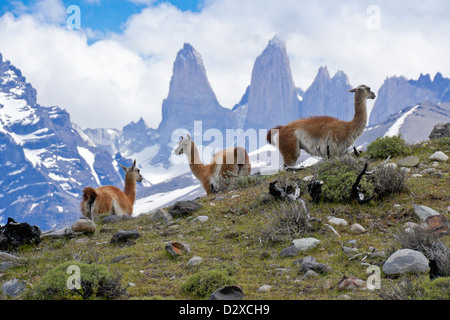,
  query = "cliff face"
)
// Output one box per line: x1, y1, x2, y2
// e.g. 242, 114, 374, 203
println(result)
300, 66, 354, 121
369, 73, 450, 126
244, 36, 300, 131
